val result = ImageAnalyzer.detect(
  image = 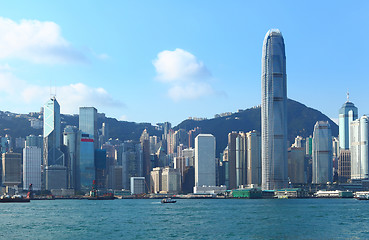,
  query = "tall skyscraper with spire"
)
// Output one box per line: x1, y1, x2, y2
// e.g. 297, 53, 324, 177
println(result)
43, 97, 66, 190
261, 29, 288, 190
339, 92, 358, 150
